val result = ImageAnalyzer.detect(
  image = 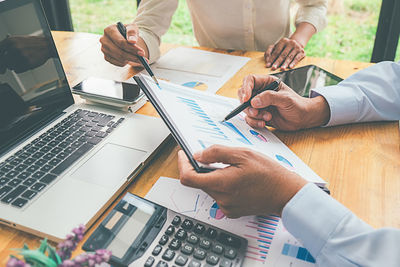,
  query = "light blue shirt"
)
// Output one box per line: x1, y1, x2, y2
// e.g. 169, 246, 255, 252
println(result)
282, 61, 400, 266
